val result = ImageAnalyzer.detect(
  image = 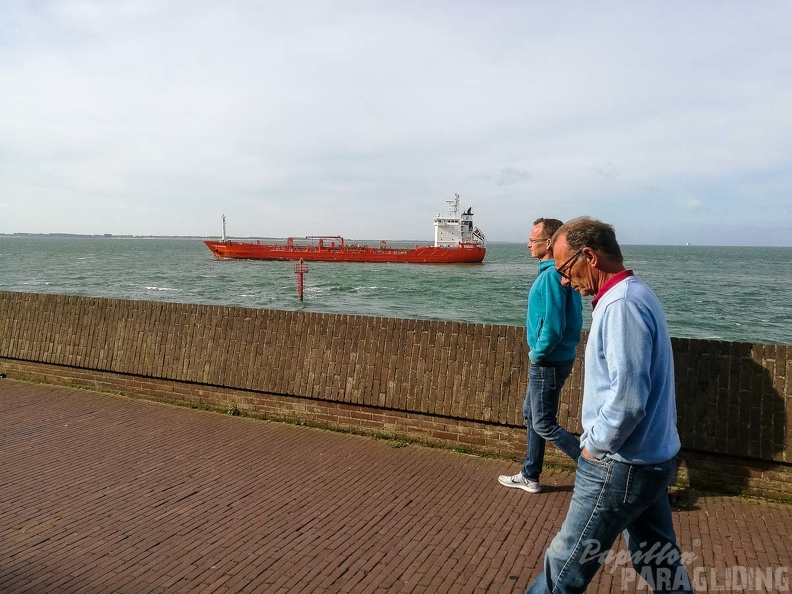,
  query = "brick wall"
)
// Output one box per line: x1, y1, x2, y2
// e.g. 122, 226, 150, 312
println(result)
1, 291, 789, 501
